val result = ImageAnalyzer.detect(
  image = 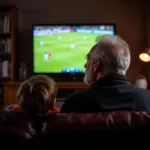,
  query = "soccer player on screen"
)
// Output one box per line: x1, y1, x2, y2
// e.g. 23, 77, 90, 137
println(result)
84, 36, 87, 40
70, 44, 75, 50
40, 41, 44, 46
58, 36, 61, 40
48, 52, 52, 58
76, 43, 80, 48
44, 54, 49, 62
